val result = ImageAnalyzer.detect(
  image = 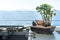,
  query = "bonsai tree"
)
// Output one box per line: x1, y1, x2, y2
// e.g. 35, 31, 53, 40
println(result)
36, 4, 56, 26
